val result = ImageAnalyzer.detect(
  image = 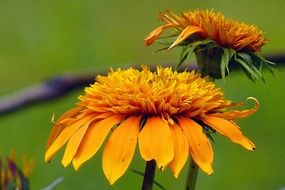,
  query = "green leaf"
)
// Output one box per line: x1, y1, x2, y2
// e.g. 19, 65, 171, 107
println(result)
248, 52, 276, 81
187, 39, 215, 48
158, 32, 180, 39
155, 46, 170, 53
220, 48, 230, 80
176, 47, 190, 69
264, 61, 275, 76
255, 53, 275, 65
228, 48, 236, 58
177, 52, 189, 69
194, 41, 218, 53
235, 58, 259, 82
156, 40, 172, 46
238, 53, 263, 80
238, 53, 252, 64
